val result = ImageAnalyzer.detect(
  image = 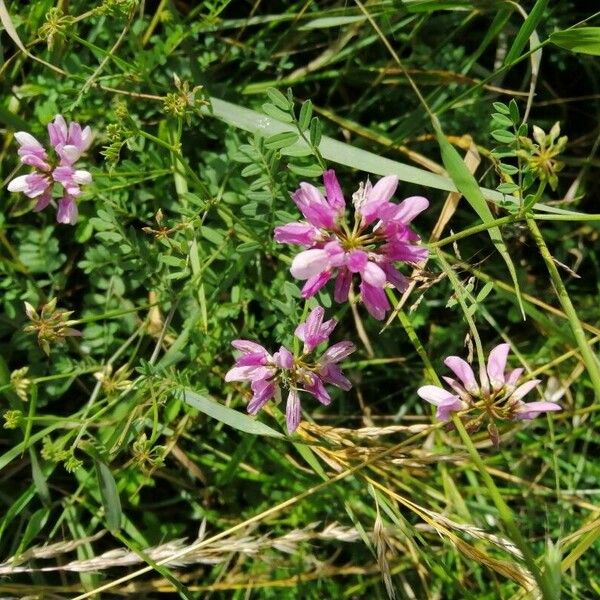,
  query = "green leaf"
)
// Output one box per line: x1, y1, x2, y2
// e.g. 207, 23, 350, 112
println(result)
280, 144, 314, 157
491, 113, 513, 127
497, 182, 520, 193
288, 163, 324, 177
298, 15, 367, 30
309, 117, 322, 147
550, 27, 600, 56
433, 121, 525, 317
492, 102, 510, 115
508, 99, 520, 124
236, 241, 262, 253
95, 459, 122, 531
264, 131, 299, 150
266, 87, 290, 110
499, 163, 519, 175
183, 389, 284, 438
262, 102, 293, 123
504, 0, 549, 65
298, 100, 313, 131
491, 130, 516, 144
